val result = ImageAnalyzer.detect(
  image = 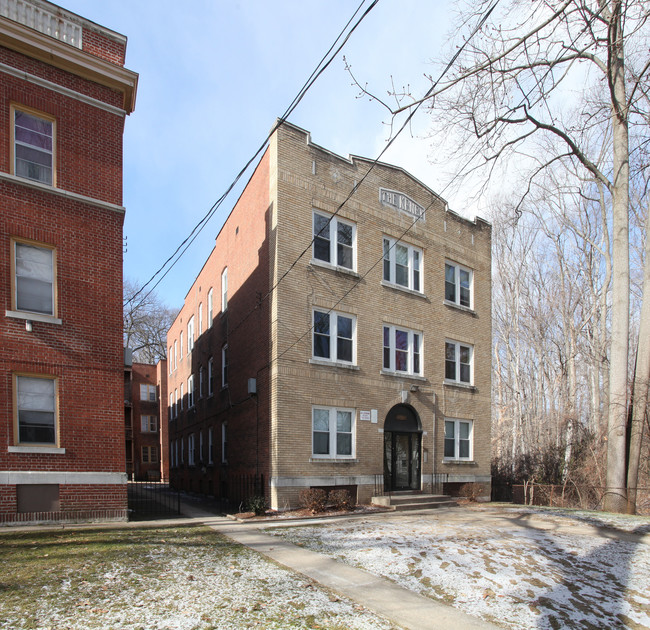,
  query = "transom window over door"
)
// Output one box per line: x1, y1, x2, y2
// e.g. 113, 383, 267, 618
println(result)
313, 210, 356, 271
13, 240, 56, 316
383, 237, 422, 292
313, 310, 355, 364
13, 106, 55, 185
